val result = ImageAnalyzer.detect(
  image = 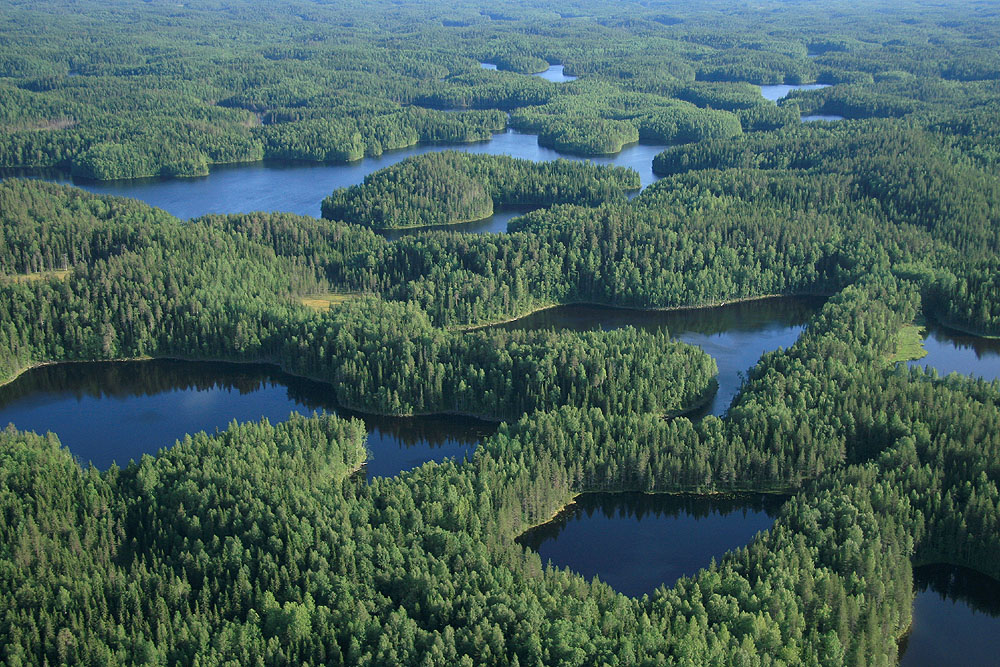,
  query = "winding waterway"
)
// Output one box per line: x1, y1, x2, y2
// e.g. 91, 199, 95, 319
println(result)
899, 564, 1000, 666
496, 296, 826, 417
0, 360, 495, 475
517, 493, 785, 597
4, 128, 664, 223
